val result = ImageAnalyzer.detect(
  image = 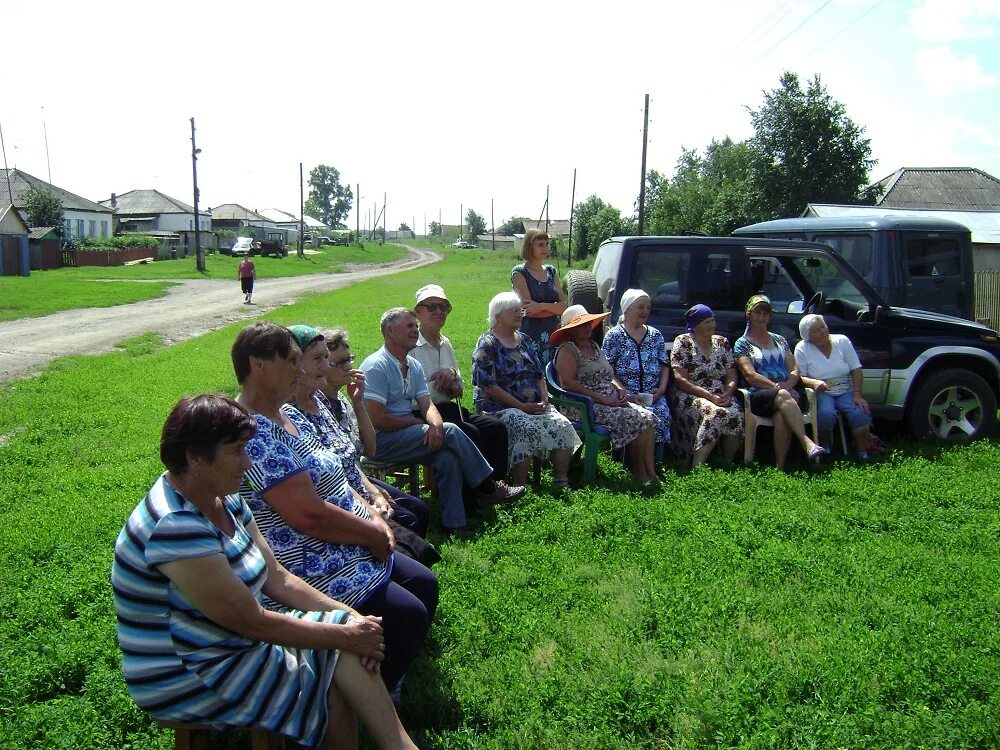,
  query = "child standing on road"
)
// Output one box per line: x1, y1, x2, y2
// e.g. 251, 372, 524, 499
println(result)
238, 256, 256, 304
